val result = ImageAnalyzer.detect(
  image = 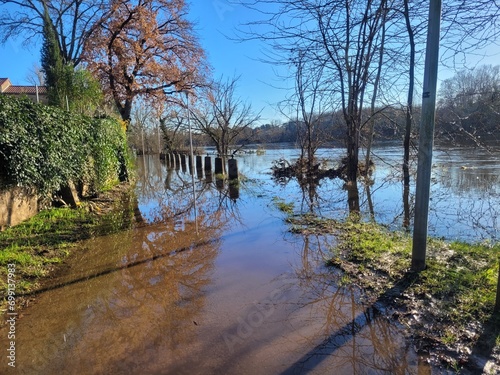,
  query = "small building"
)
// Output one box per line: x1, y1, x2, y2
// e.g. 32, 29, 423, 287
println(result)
0, 77, 48, 104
